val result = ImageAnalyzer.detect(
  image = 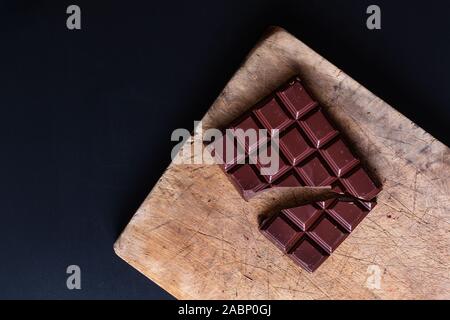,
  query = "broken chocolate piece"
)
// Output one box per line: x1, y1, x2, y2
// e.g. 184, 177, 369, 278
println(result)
209, 76, 382, 272
261, 198, 372, 272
